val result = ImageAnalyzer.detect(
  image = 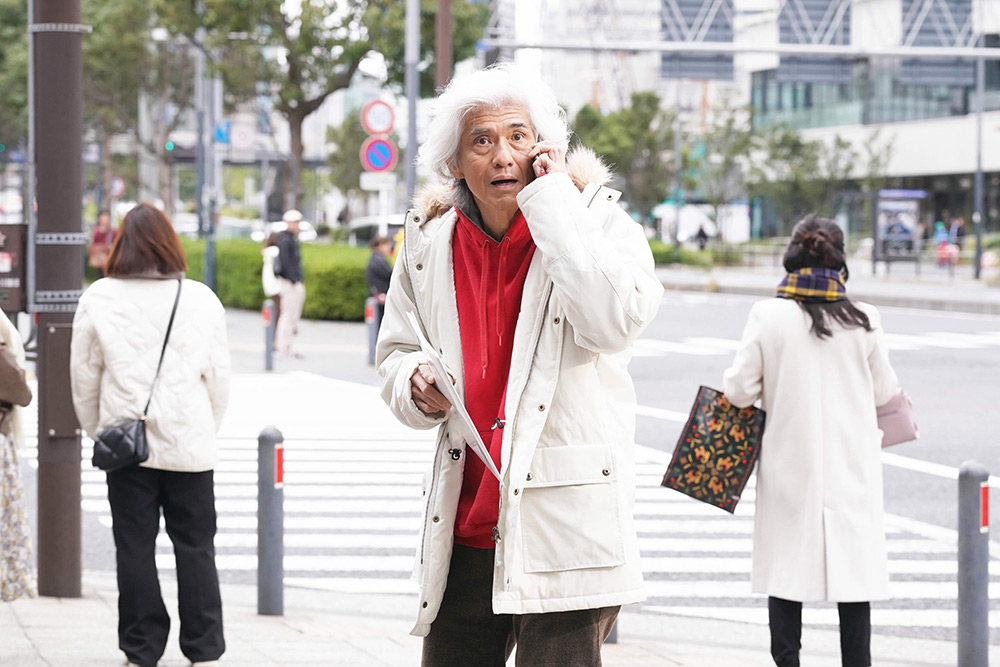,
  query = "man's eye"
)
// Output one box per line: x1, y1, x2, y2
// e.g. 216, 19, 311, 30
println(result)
512, 133, 524, 141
